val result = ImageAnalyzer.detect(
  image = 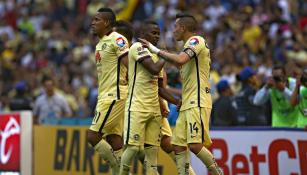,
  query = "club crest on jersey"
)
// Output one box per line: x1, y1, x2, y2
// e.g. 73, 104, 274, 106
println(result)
116, 37, 126, 47
189, 38, 199, 45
